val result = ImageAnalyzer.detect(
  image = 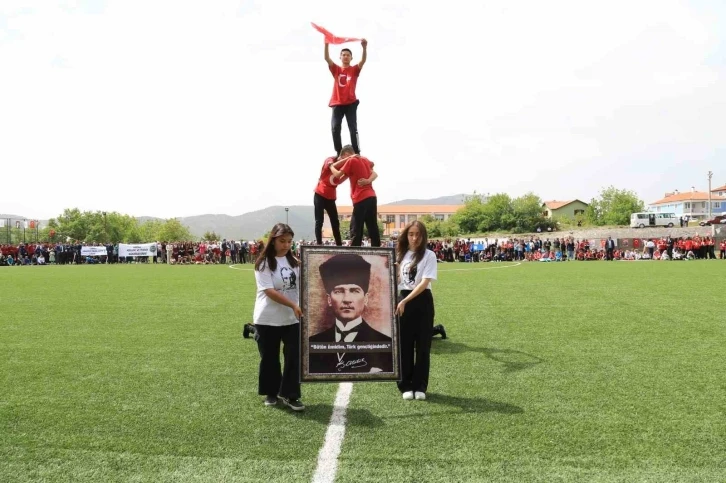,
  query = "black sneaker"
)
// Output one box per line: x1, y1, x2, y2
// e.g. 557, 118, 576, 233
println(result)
243, 323, 254, 339
264, 396, 277, 406
281, 397, 305, 412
